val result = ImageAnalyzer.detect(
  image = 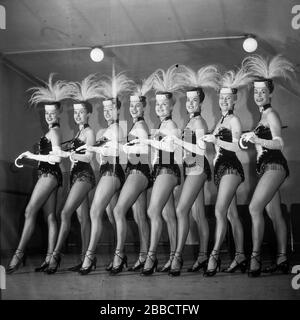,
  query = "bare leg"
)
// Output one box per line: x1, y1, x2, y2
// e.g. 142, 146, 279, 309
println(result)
171, 173, 207, 271
249, 170, 286, 271
159, 193, 177, 271
81, 176, 120, 270
105, 192, 119, 269
265, 190, 287, 265
206, 174, 241, 272
41, 188, 58, 264
112, 173, 148, 267
224, 196, 246, 271
132, 191, 149, 268
51, 181, 92, 256
8, 176, 58, 269
143, 174, 177, 271
77, 196, 91, 256
190, 187, 209, 269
